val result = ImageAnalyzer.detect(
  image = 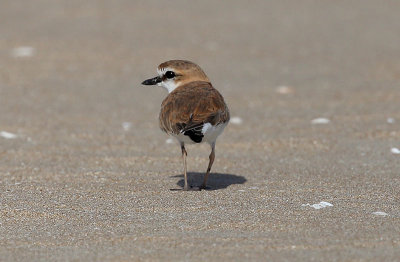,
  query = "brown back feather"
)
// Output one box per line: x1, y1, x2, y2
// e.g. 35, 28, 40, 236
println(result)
159, 81, 230, 134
